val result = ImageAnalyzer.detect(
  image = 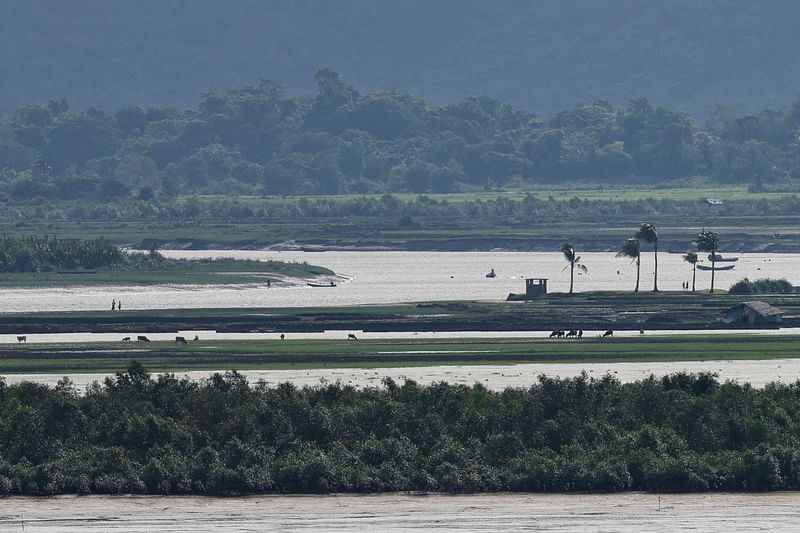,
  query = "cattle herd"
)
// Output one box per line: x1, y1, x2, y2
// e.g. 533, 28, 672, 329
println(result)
549, 329, 616, 338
